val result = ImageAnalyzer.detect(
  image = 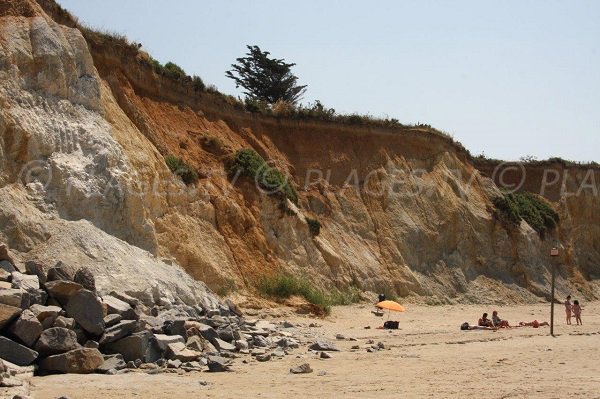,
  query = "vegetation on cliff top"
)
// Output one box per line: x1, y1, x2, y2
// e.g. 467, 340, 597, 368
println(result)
493, 192, 559, 237
228, 148, 298, 204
